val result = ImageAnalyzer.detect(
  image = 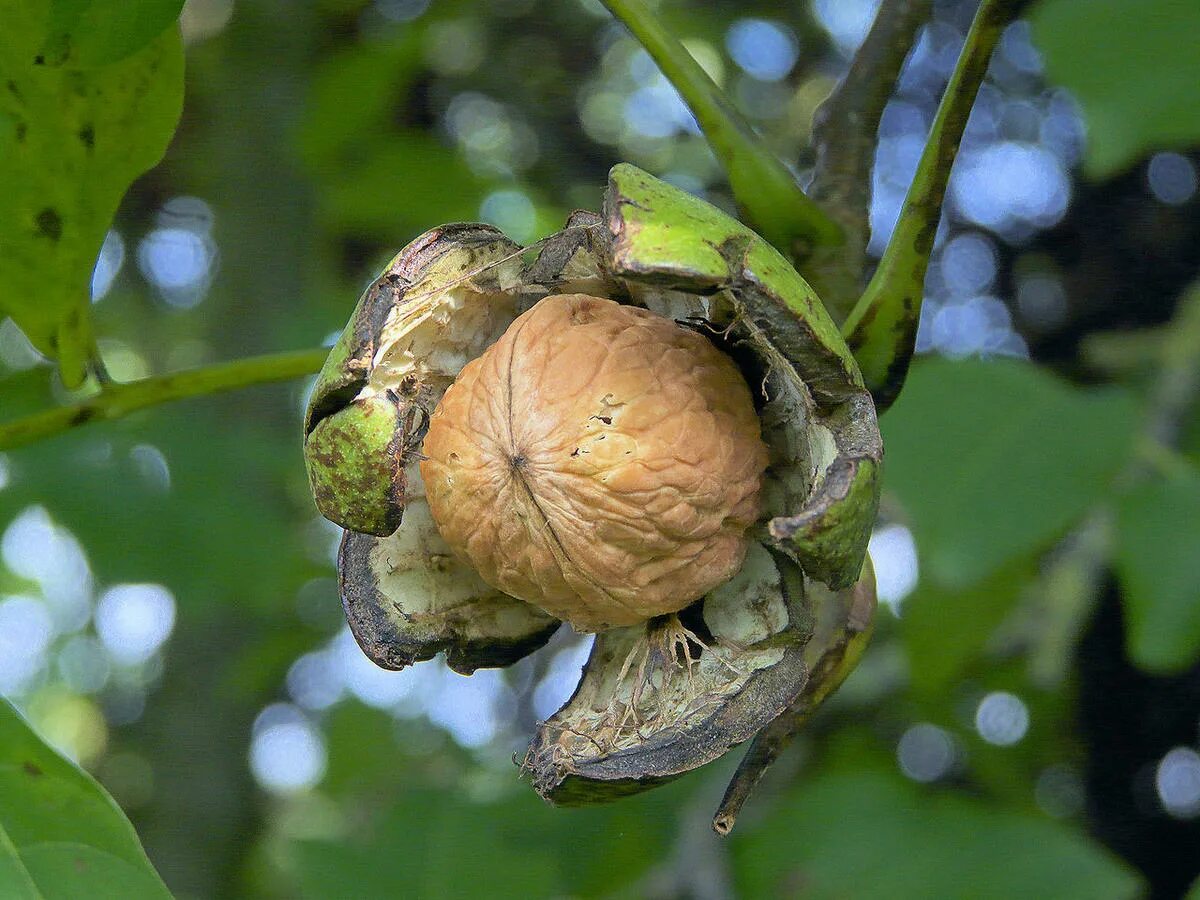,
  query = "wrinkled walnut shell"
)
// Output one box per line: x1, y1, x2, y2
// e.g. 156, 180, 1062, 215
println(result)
420, 293, 768, 632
